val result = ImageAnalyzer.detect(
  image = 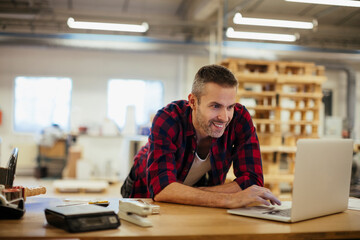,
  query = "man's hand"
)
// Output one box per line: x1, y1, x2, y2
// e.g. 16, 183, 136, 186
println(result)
226, 185, 281, 208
